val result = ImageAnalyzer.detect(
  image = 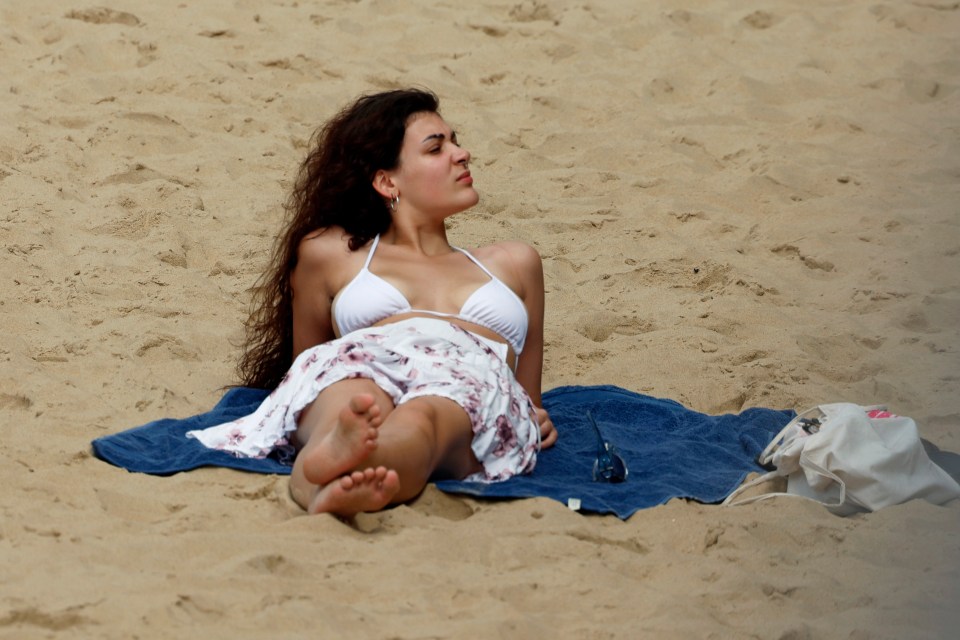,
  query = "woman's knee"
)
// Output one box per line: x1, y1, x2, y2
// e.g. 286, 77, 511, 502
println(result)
383, 403, 439, 450
385, 397, 479, 478
315, 378, 394, 413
